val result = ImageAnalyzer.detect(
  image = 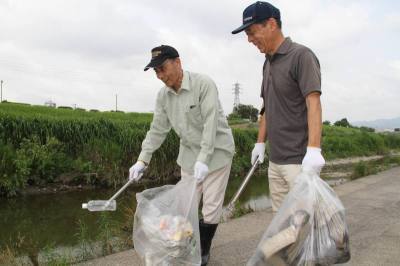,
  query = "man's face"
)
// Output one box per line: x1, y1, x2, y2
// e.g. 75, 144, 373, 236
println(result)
245, 20, 273, 54
154, 58, 181, 89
